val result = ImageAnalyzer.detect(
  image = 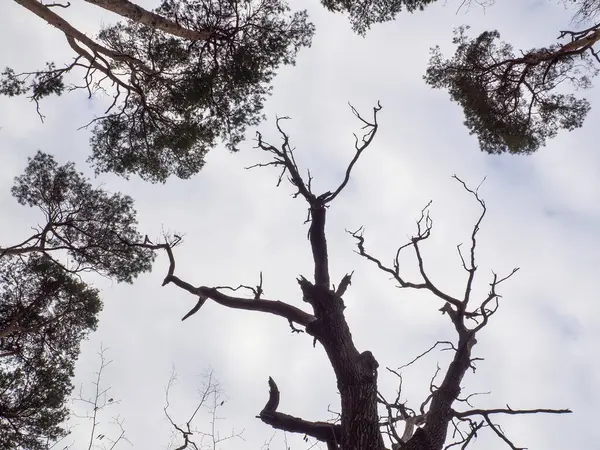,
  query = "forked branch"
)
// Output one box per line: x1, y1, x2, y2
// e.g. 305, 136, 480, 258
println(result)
324, 101, 382, 204
164, 369, 243, 449
138, 237, 316, 328
253, 104, 382, 289
351, 176, 567, 449
452, 407, 571, 450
